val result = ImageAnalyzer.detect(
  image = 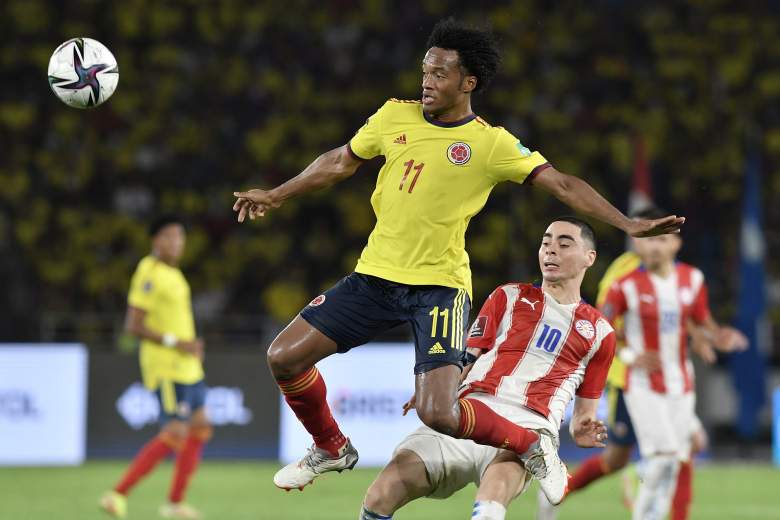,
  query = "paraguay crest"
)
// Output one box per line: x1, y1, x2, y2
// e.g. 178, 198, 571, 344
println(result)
575, 319, 595, 340
447, 142, 471, 165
